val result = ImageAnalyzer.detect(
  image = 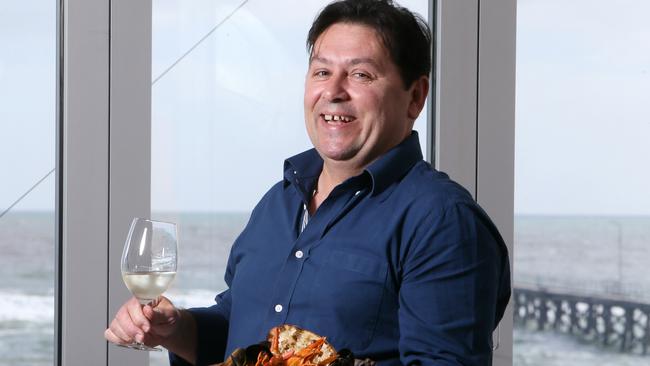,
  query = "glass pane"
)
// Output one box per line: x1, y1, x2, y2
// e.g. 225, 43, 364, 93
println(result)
514, 0, 650, 364
0, 1, 57, 365
150, 1, 429, 364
